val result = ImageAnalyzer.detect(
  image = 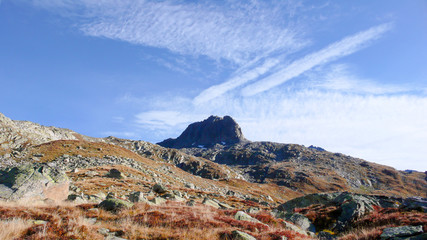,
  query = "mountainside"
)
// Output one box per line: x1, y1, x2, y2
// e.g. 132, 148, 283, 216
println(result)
0, 112, 426, 239
161, 116, 426, 198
